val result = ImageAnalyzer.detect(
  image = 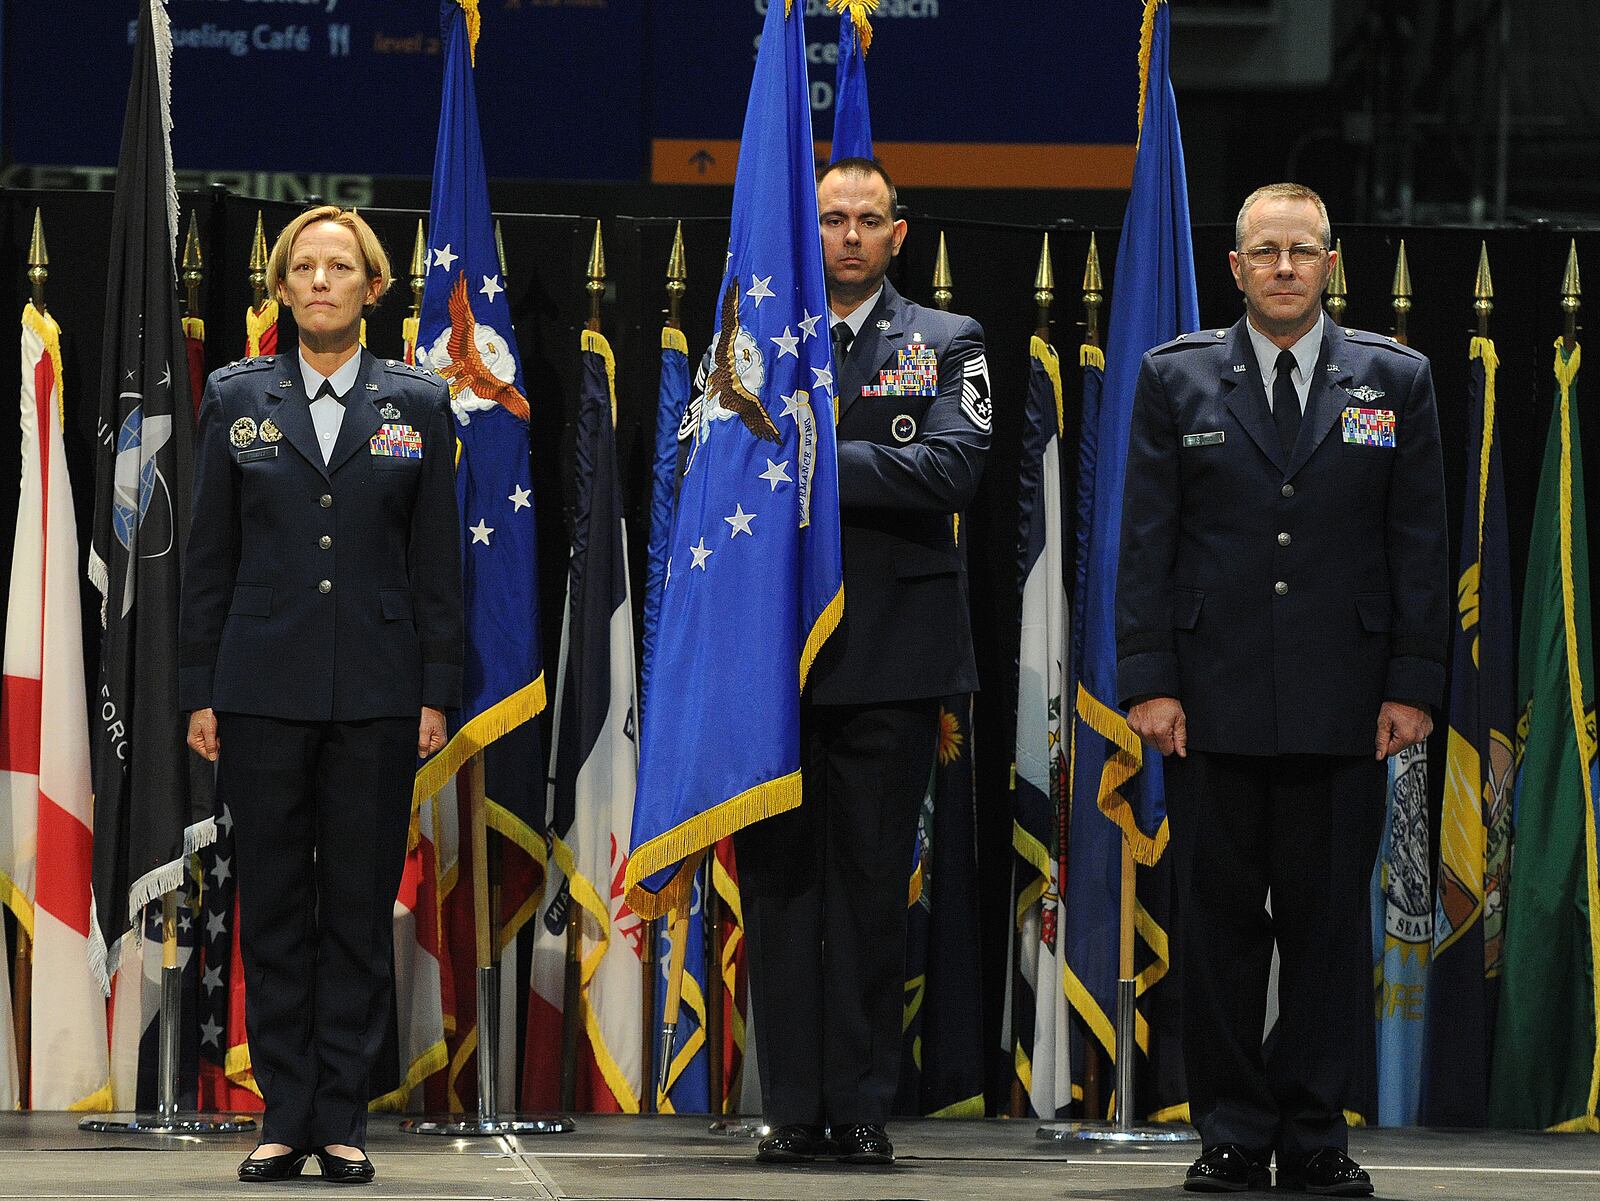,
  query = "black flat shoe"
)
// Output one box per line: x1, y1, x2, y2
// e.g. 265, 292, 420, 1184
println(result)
238, 1148, 308, 1183
1184, 1143, 1271, 1192
833, 1122, 894, 1165
314, 1148, 375, 1185
755, 1123, 827, 1164
1276, 1148, 1372, 1196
